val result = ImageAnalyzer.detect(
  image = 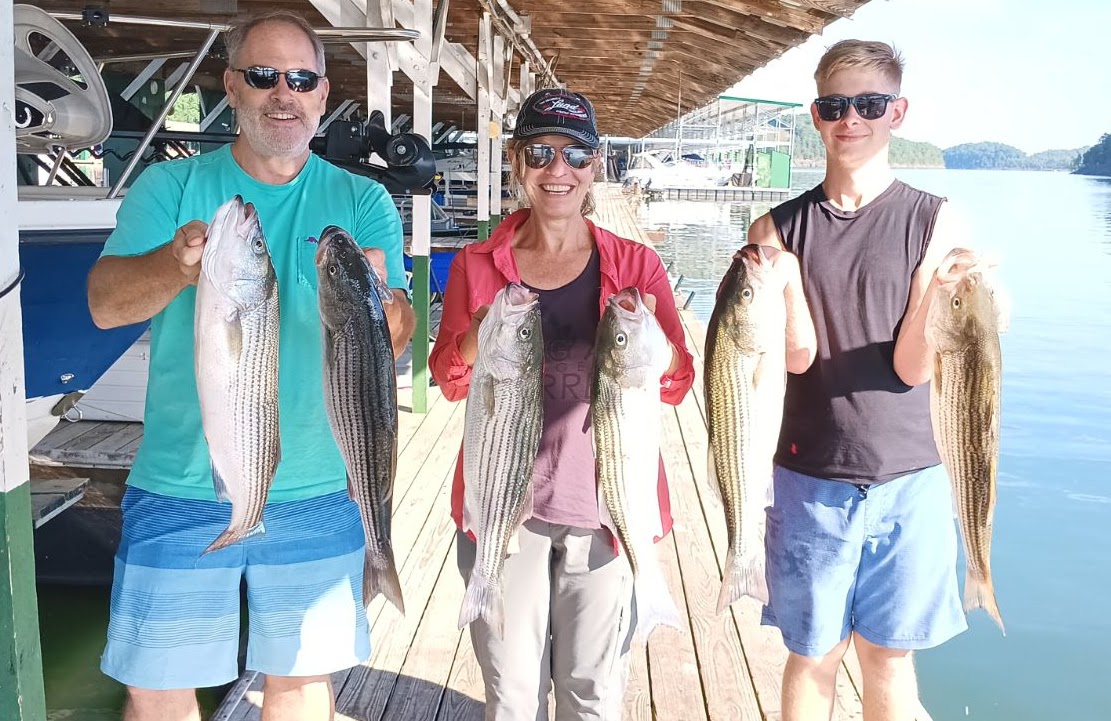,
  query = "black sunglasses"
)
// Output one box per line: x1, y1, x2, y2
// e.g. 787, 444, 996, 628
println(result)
234, 66, 324, 92
522, 144, 597, 170
814, 93, 898, 122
